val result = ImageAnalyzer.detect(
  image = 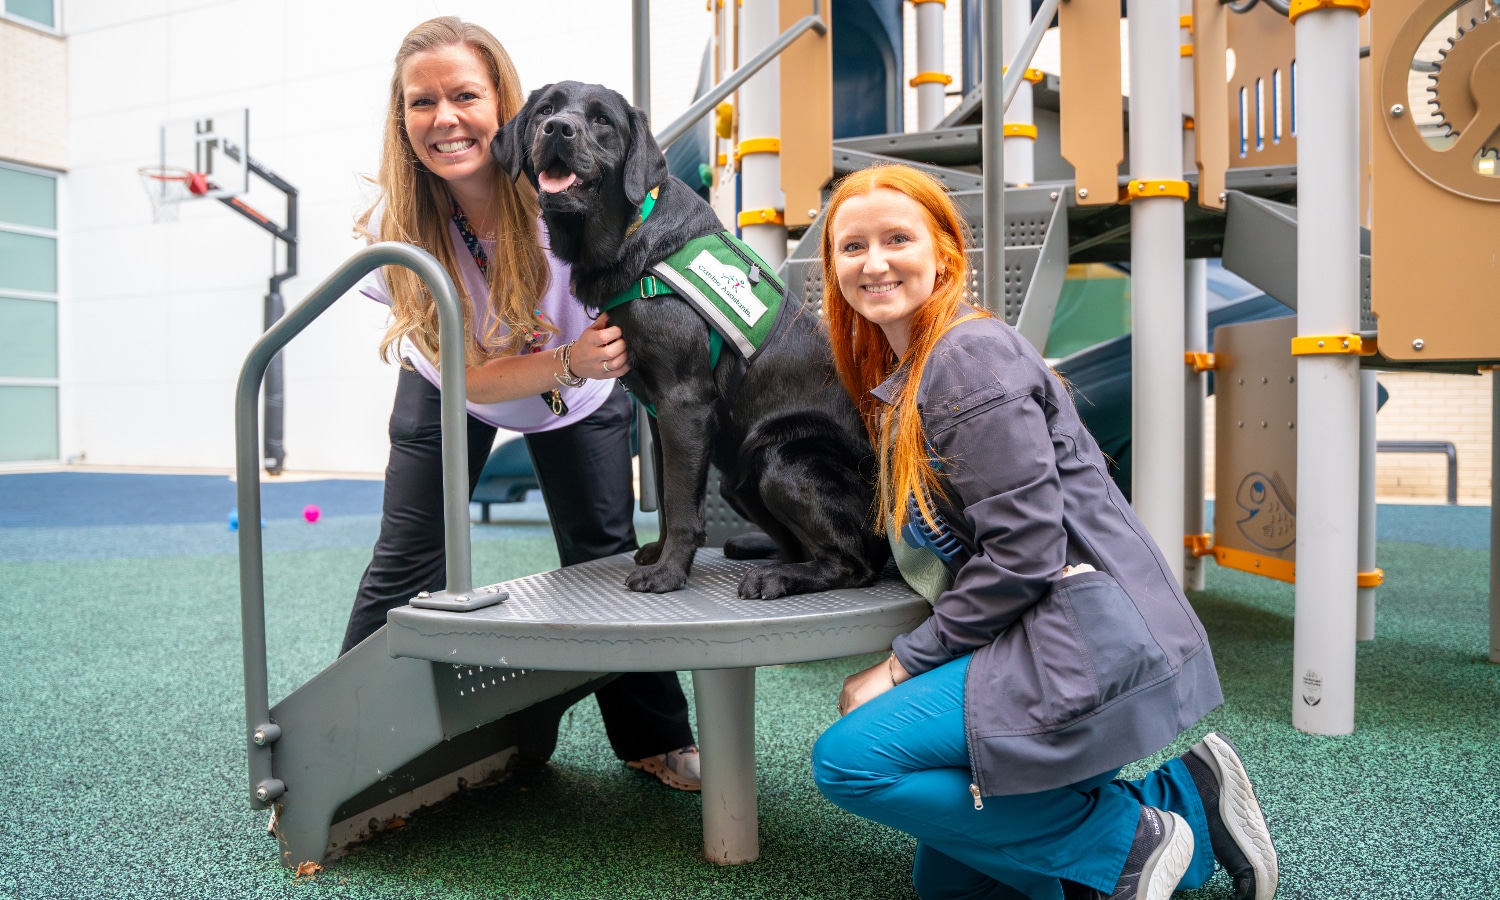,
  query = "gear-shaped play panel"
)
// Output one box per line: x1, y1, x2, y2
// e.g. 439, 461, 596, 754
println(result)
1384, 2, 1500, 202
385, 550, 931, 671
